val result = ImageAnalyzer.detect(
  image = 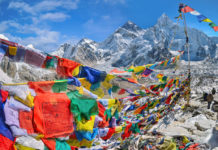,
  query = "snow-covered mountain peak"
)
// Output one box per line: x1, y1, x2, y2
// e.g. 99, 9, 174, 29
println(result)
52, 14, 218, 68
78, 38, 96, 45
51, 43, 71, 57
156, 13, 175, 27
120, 20, 142, 33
